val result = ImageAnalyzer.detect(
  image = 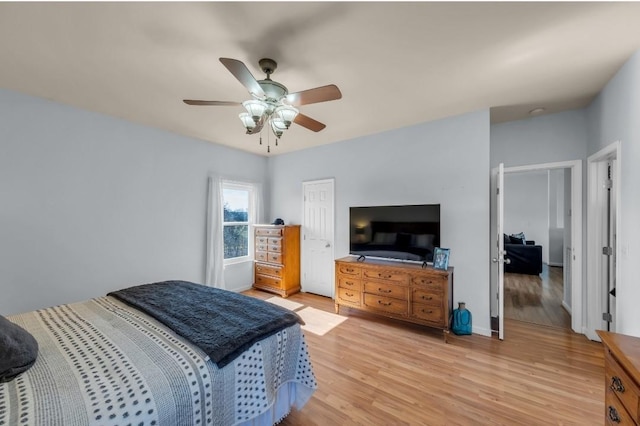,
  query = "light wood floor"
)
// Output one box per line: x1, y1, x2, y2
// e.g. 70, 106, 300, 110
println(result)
244, 289, 604, 425
504, 265, 571, 329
